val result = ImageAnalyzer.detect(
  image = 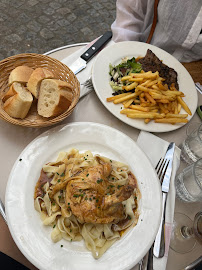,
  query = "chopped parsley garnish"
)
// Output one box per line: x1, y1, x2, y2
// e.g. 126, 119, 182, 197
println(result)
86, 173, 89, 177
60, 172, 65, 177
97, 179, 103, 184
